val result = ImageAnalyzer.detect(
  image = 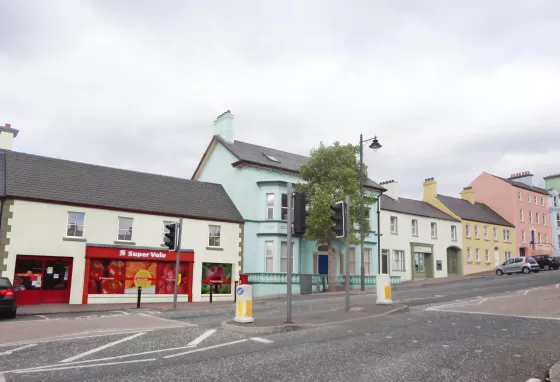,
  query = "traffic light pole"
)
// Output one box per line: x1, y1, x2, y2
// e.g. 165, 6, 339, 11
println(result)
345, 194, 351, 312
172, 217, 183, 310
286, 183, 293, 323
